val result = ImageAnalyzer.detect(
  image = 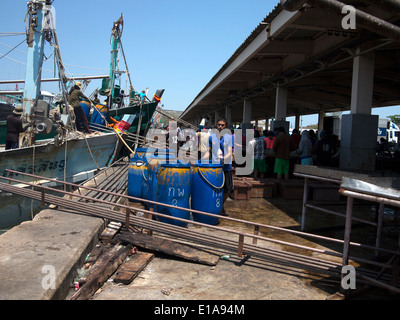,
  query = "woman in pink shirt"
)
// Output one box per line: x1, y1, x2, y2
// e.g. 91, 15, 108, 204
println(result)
264, 131, 275, 149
